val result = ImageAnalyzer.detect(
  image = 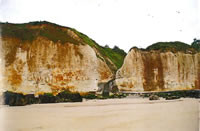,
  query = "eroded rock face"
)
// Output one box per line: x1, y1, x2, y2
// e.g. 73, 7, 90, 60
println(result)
1, 37, 113, 94
116, 48, 200, 92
